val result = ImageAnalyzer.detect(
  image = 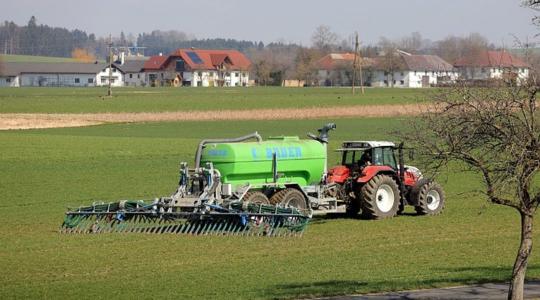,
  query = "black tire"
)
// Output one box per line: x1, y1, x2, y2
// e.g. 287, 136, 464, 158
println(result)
243, 191, 269, 205
269, 188, 307, 210
346, 197, 361, 217
411, 179, 445, 215
360, 174, 400, 219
